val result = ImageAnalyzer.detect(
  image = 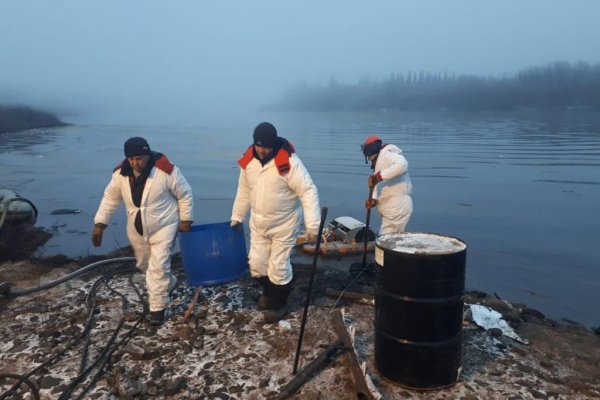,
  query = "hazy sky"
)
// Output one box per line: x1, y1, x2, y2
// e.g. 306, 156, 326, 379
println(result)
1, 1, 599, 125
